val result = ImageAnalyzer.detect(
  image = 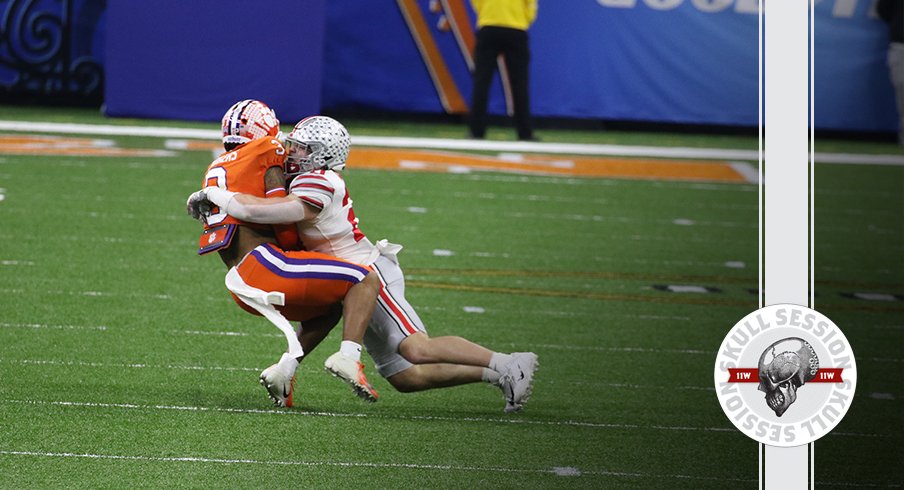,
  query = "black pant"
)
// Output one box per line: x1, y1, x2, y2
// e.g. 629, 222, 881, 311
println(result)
469, 26, 533, 139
